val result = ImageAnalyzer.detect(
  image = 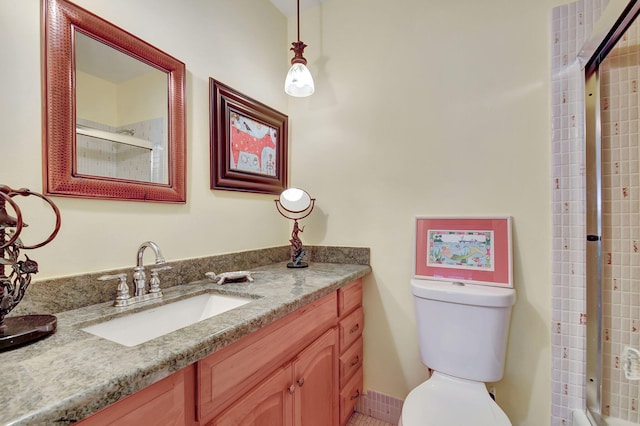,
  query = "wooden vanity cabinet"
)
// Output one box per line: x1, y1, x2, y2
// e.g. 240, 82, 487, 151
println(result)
211, 328, 339, 426
76, 279, 365, 426
337, 279, 364, 426
210, 365, 292, 426
197, 291, 339, 425
293, 328, 339, 425
76, 364, 196, 426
